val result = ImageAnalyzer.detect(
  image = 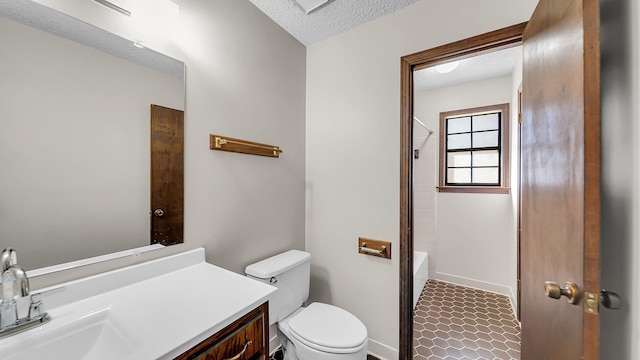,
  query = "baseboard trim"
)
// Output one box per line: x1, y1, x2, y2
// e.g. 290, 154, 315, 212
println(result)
269, 333, 280, 355
435, 273, 518, 319
434, 272, 516, 309
509, 286, 518, 320
367, 338, 398, 360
